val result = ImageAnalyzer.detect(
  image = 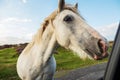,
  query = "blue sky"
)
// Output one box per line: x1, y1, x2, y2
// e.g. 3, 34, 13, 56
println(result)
0, 0, 119, 45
